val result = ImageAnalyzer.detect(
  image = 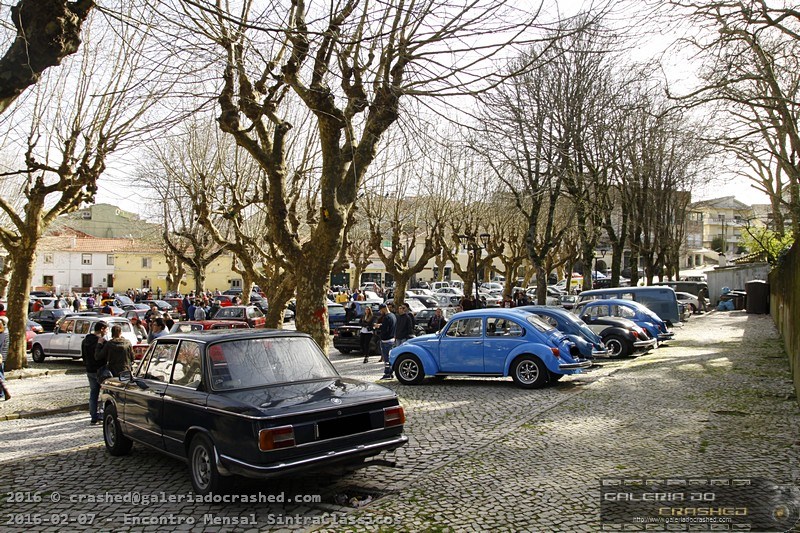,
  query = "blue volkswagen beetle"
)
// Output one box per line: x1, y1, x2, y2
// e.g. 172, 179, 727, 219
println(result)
574, 299, 674, 343
517, 306, 609, 359
388, 308, 592, 389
